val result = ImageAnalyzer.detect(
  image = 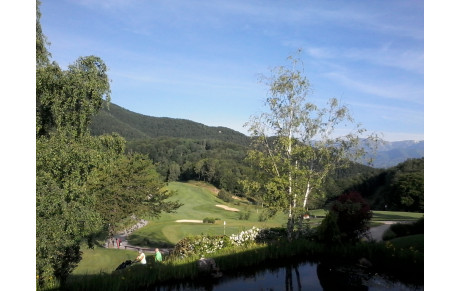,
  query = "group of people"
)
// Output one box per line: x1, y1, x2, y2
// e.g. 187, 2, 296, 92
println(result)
135, 248, 162, 265
108, 237, 123, 249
